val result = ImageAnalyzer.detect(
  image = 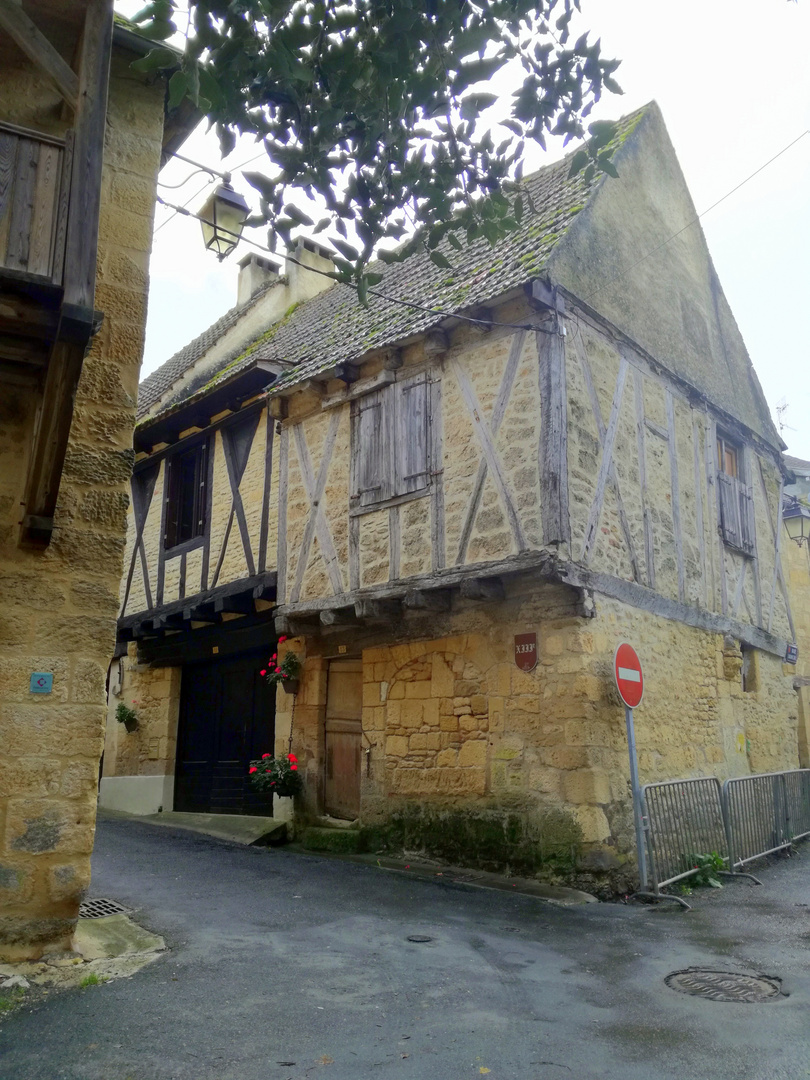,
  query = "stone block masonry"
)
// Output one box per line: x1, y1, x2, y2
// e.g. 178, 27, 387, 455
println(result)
277, 576, 801, 886
0, 45, 170, 960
